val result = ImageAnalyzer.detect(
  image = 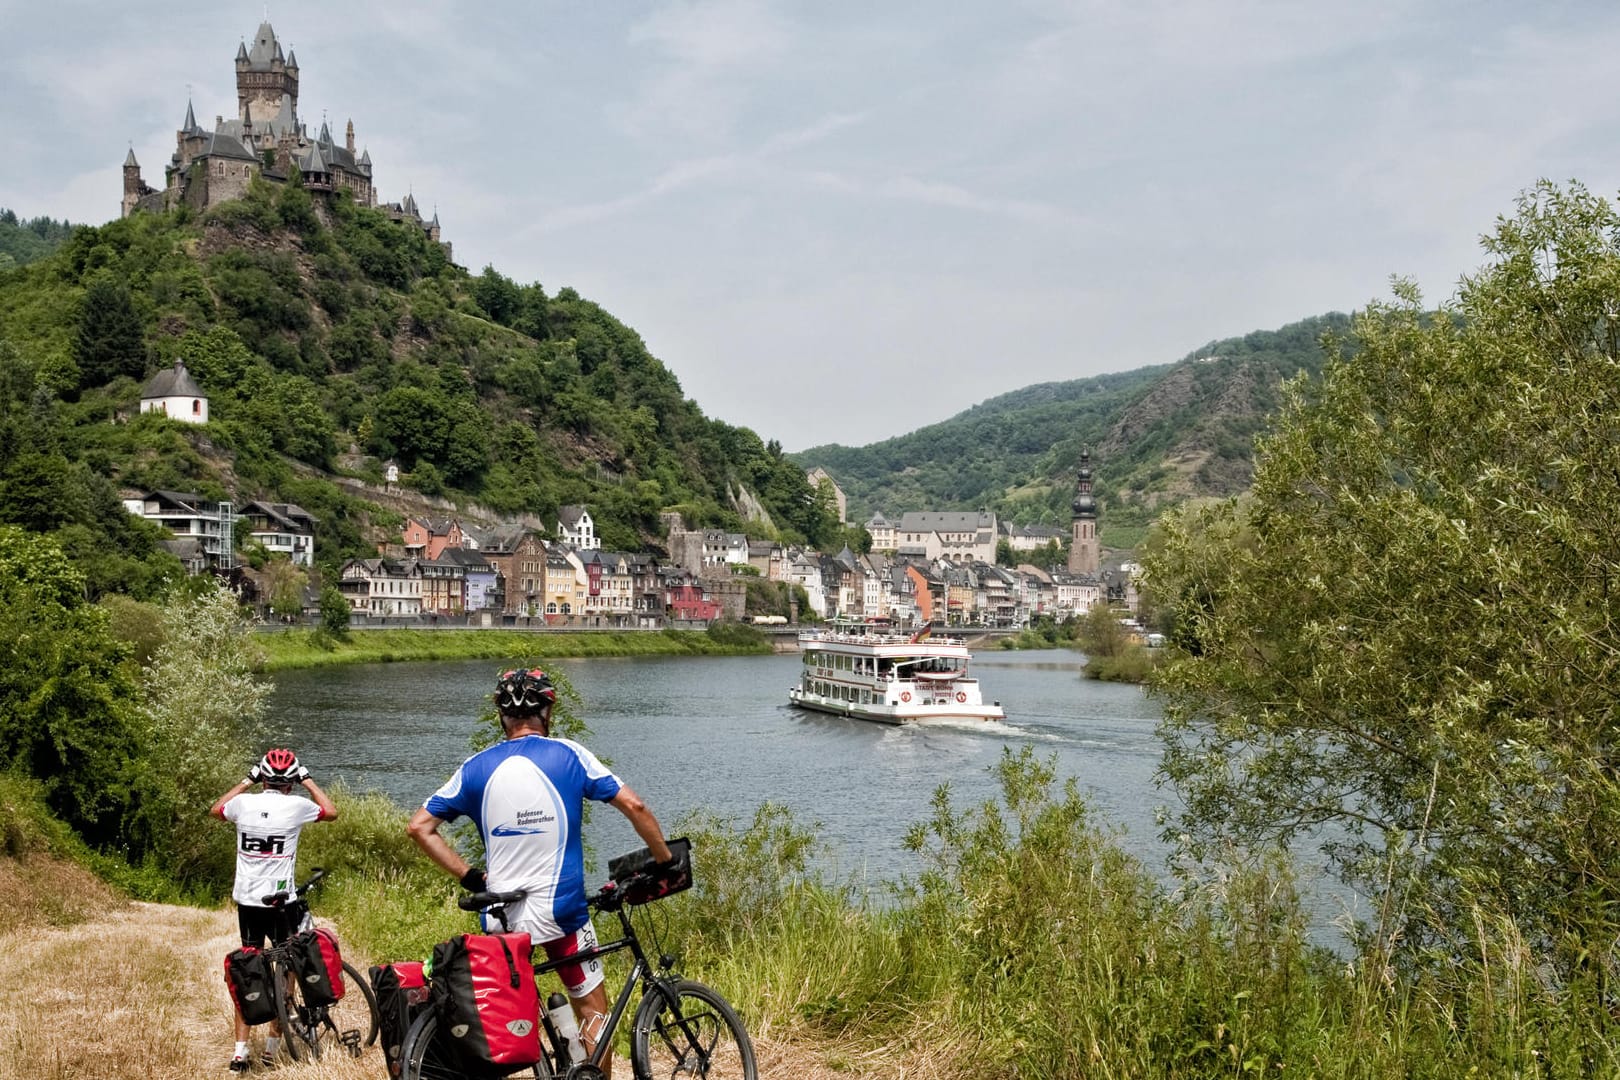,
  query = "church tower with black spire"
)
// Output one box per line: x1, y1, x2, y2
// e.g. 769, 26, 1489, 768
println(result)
1068, 449, 1099, 575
